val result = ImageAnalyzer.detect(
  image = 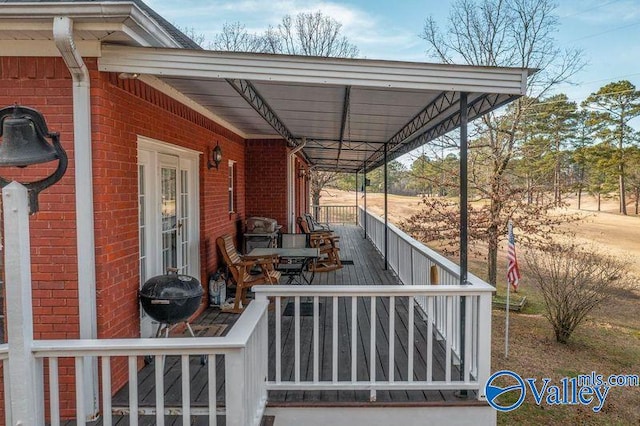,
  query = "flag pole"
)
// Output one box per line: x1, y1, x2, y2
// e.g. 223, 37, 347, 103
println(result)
505, 266, 511, 359
505, 221, 512, 359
